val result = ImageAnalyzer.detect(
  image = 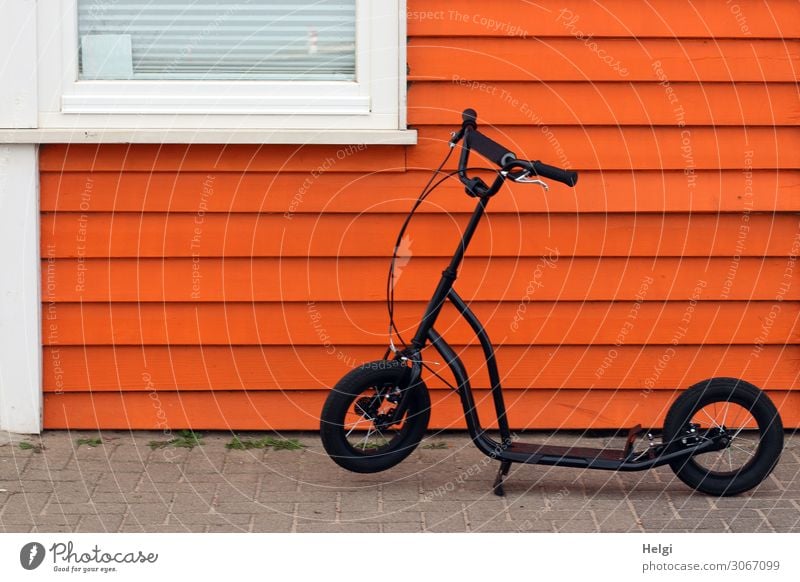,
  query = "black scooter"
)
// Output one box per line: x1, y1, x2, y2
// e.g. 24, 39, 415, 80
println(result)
320, 109, 783, 497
